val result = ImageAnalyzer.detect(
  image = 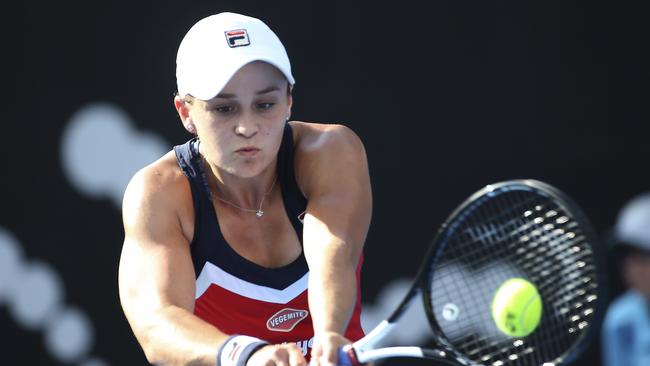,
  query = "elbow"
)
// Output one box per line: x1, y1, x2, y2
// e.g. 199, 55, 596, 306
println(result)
129, 319, 171, 365
143, 348, 159, 365
143, 350, 167, 366
138, 327, 163, 365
